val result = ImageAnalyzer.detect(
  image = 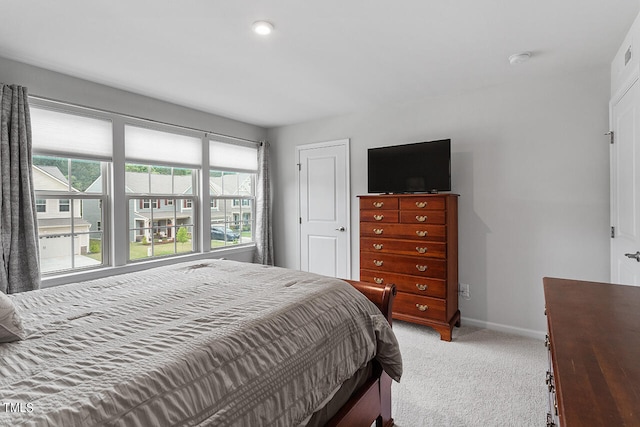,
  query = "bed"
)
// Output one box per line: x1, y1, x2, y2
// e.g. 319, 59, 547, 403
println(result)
0, 259, 402, 426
